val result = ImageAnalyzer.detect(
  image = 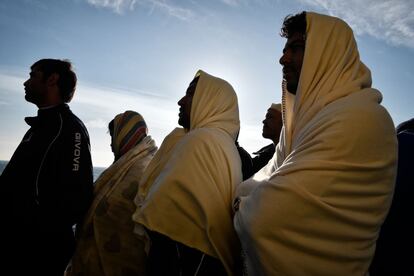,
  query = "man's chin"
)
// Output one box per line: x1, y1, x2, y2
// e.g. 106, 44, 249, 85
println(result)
24, 94, 33, 103
286, 82, 298, 95
178, 119, 190, 129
